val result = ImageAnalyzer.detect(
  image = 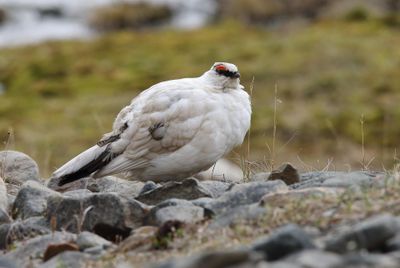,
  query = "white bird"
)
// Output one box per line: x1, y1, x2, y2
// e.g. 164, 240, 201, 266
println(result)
52, 62, 251, 186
